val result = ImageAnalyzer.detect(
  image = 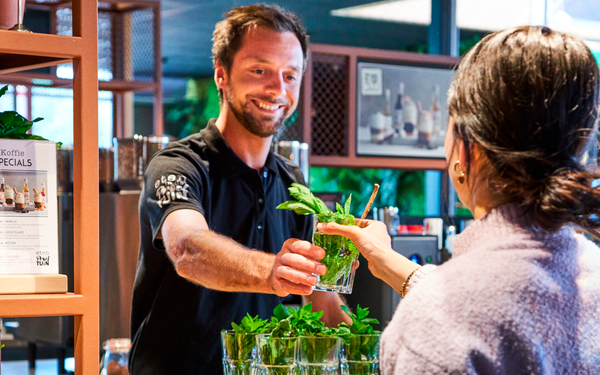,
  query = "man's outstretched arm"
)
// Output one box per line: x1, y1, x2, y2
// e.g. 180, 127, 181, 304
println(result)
161, 209, 325, 296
